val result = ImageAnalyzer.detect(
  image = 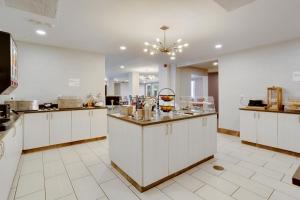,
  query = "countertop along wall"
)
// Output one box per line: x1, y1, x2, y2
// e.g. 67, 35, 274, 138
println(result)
0, 42, 105, 103
219, 38, 300, 131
